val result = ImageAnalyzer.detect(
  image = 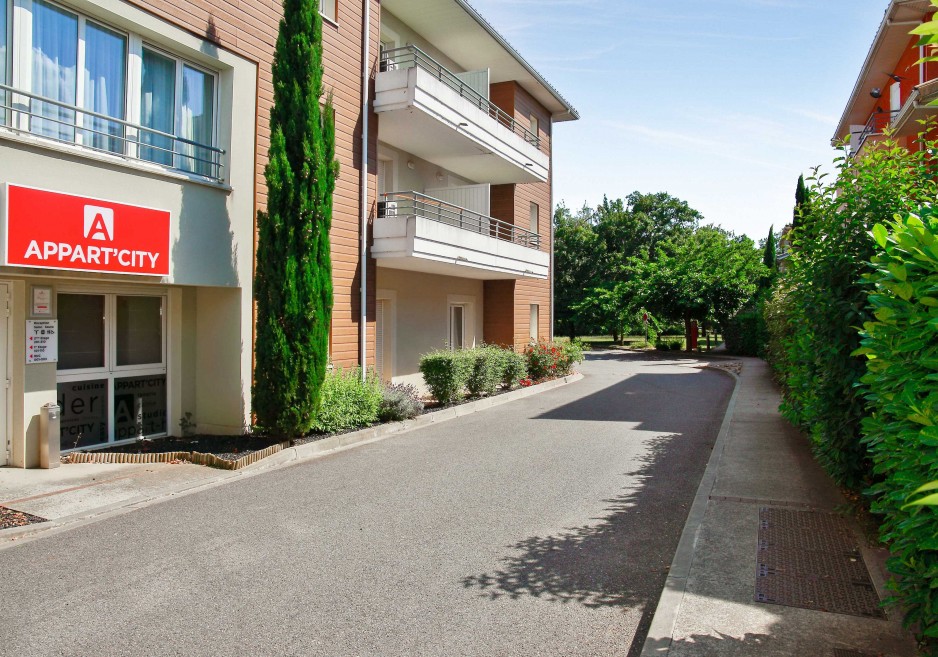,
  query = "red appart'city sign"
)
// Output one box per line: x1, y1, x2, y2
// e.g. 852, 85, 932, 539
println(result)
3, 184, 170, 276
